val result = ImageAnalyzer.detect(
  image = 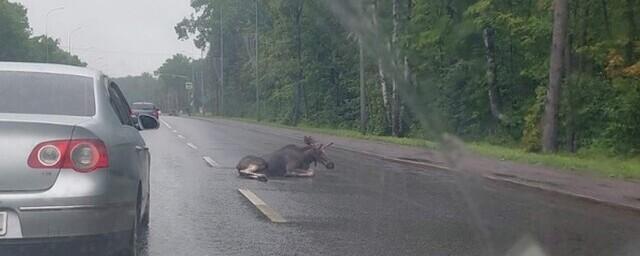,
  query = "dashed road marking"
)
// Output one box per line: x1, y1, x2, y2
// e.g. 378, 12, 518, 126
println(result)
186, 142, 198, 150
172, 130, 178, 133
238, 189, 287, 223
161, 120, 173, 129
177, 134, 185, 139
202, 156, 220, 167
